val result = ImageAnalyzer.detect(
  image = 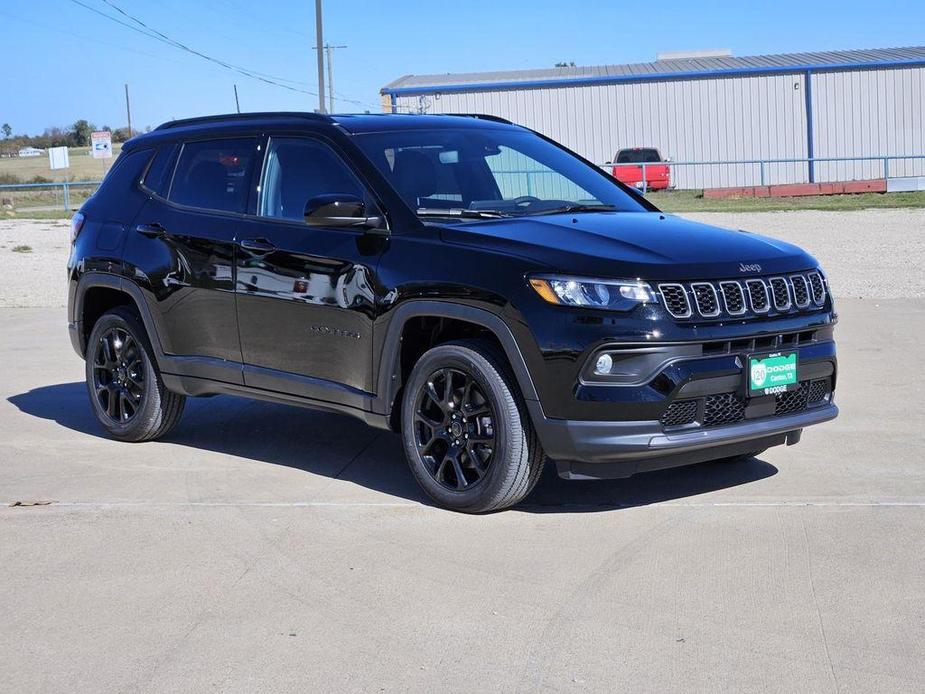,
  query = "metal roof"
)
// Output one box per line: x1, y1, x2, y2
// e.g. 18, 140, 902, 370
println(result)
382, 45, 925, 95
